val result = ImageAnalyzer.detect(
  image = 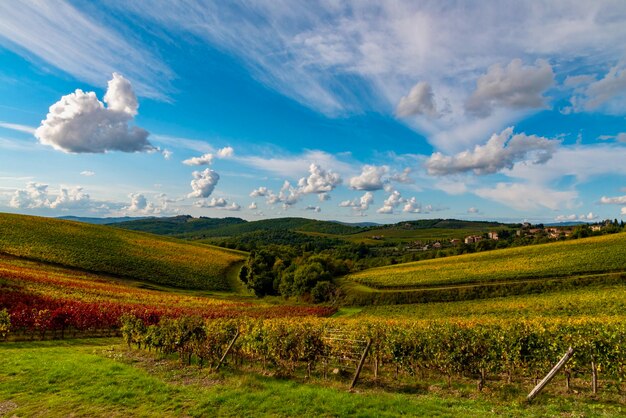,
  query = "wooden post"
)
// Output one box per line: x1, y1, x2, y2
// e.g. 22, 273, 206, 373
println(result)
374, 356, 379, 380
591, 361, 598, 395
215, 330, 240, 371
349, 339, 372, 390
527, 347, 574, 402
